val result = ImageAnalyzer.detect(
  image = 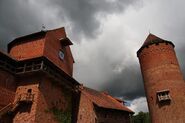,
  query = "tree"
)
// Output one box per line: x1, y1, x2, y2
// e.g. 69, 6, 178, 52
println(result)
132, 111, 150, 123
